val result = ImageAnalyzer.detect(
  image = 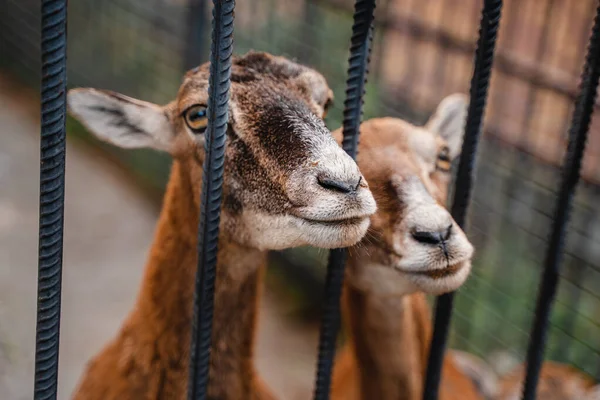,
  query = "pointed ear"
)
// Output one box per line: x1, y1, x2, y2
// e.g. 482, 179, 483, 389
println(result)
425, 93, 469, 159
67, 88, 174, 152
